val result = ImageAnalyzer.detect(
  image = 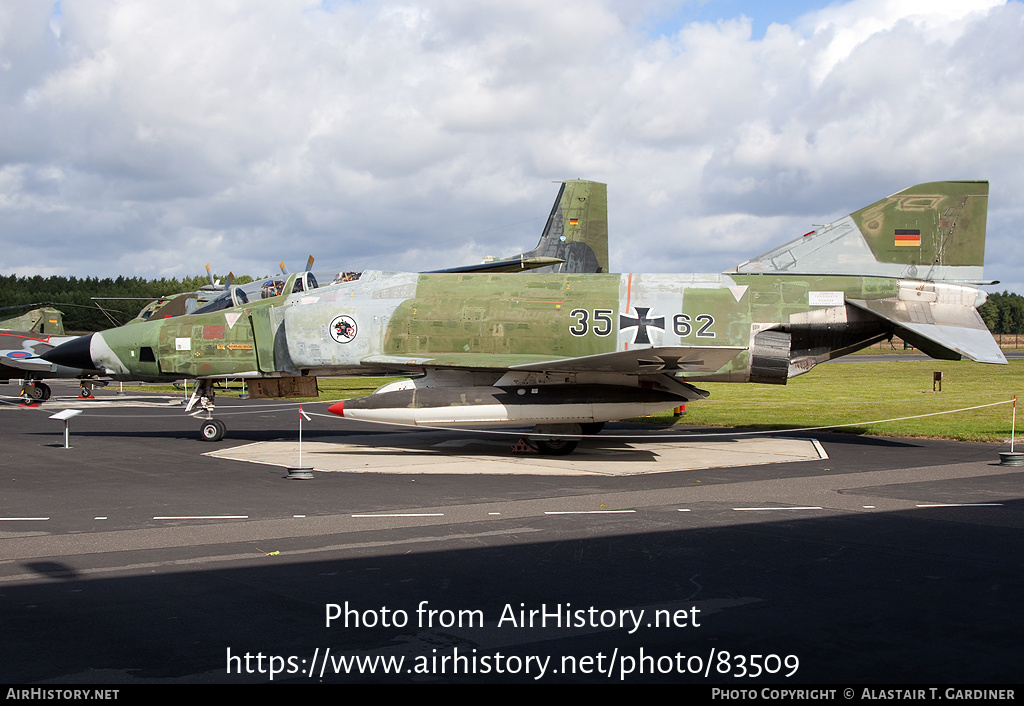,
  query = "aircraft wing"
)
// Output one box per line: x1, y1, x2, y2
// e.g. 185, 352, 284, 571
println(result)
361, 353, 568, 370
0, 352, 54, 373
361, 346, 745, 374
511, 346, 745, 374
0, 331, 79, 376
